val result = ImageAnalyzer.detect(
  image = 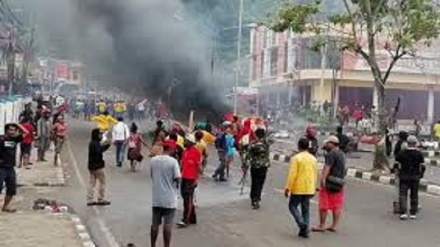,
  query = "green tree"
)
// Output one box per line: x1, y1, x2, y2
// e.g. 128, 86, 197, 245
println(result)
271, 0, 440, 170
